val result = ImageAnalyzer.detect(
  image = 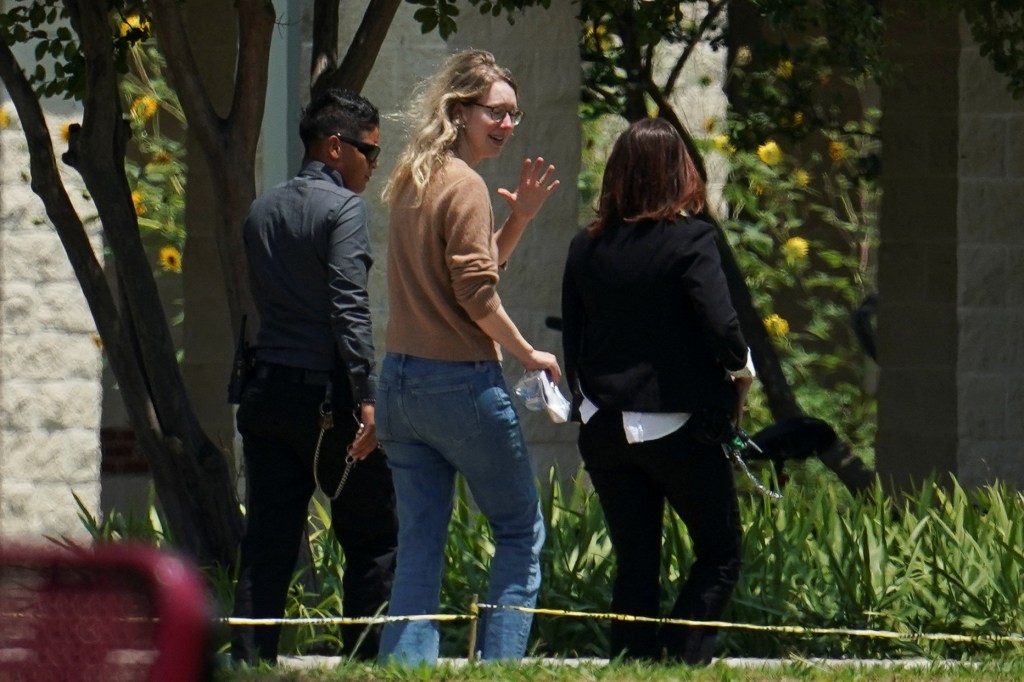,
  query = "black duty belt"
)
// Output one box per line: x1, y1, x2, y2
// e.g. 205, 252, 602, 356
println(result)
253, 363, 332, 386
